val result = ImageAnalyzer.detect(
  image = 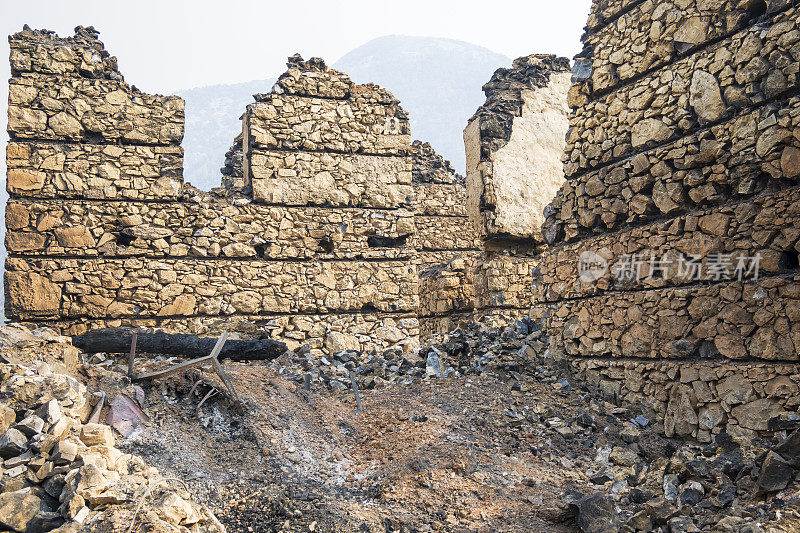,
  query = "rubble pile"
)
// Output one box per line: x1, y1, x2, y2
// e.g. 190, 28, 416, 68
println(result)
271, 317, 548, 391
267, 319, 800, 532
0, 328, 224, 533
